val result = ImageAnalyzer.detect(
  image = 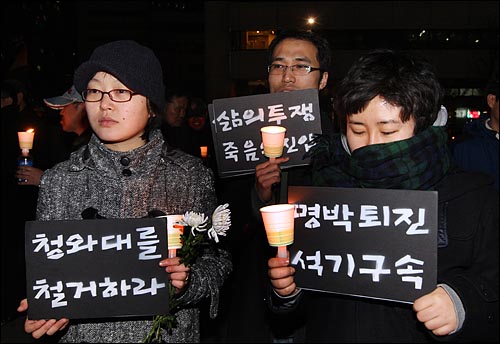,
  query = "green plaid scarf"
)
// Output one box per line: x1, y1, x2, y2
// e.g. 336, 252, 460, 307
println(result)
308, 126, 451, 190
